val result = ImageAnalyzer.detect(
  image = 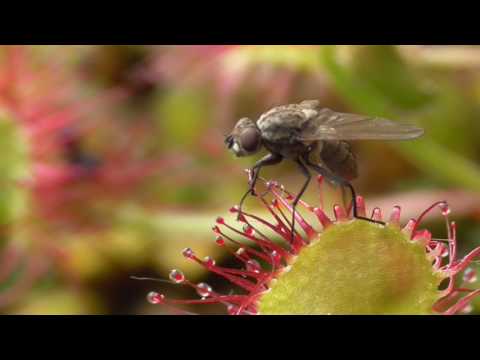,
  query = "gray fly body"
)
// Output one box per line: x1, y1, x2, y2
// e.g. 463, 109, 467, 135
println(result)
225, 100, 424, 236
